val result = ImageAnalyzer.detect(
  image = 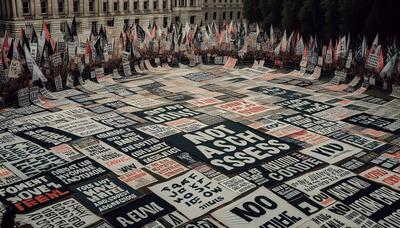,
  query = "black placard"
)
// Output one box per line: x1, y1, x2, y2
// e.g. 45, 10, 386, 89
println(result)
343, 113, 400, 134
0, 174, 70, 213
165, 120, 299, 174
274, 98, 333, 114
239, 153, 326, 187
133, 104, 201, 124
249, 86, 311, 99
49, 158, 110, 185
73, 175, 143, 213
103, 194, 175, 228
95, 127, 181, 164
16, 127, 80, 148
321, 176, 400, 227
